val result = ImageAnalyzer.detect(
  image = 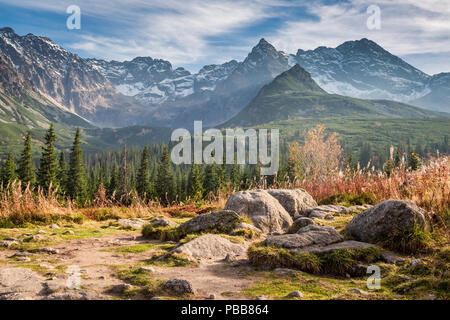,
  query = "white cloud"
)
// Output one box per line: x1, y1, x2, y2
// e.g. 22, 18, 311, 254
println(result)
2, 0, 449, 73
269, 0, 450, 73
